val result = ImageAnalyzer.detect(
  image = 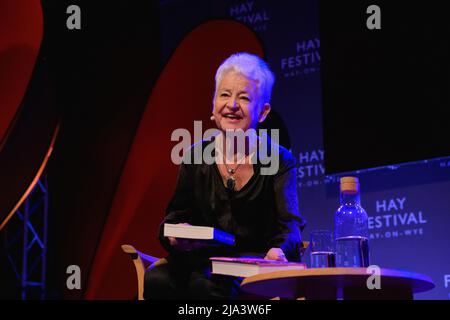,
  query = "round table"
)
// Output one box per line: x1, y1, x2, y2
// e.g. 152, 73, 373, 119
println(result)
241, 268, 435, 300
